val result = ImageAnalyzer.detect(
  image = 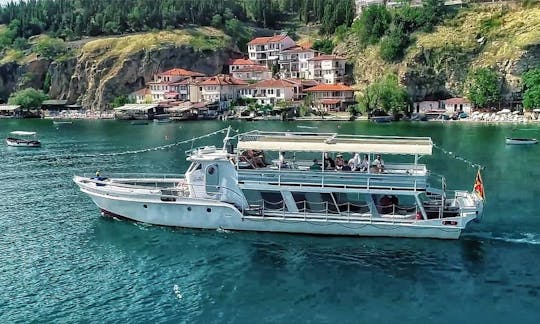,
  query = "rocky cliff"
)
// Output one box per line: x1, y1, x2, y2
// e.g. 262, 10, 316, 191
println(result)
1, 27, 237, 110
335, 3, 540, 102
